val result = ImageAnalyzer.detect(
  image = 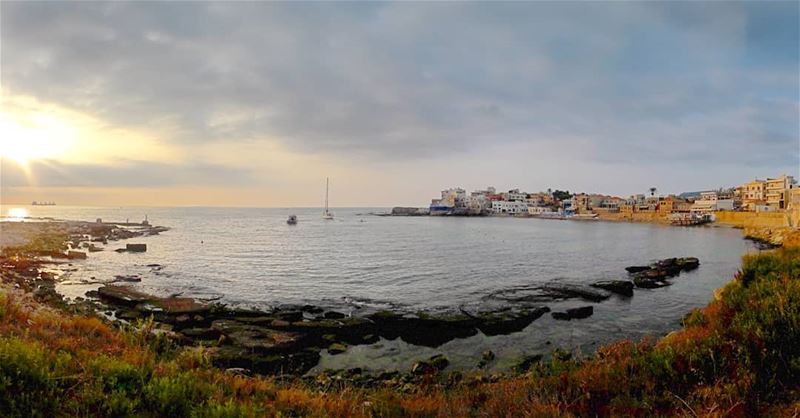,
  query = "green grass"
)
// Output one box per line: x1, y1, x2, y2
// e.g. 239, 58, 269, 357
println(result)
1, 248, 799, 416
